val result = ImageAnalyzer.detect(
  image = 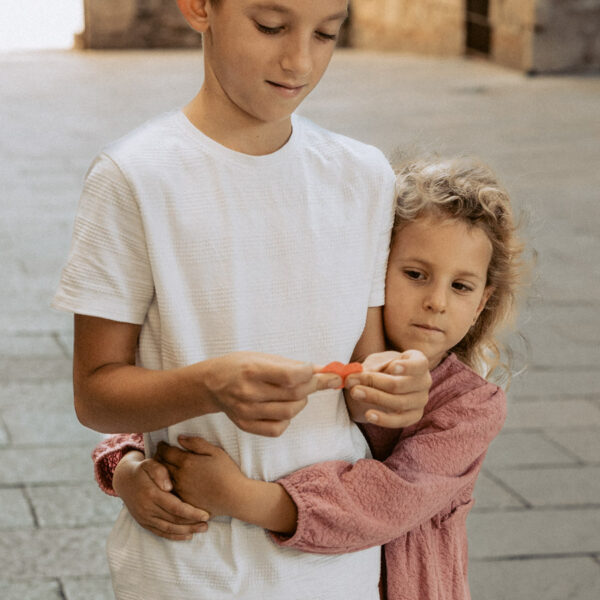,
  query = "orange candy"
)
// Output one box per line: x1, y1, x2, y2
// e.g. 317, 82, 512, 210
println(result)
318, 361, 363, 388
